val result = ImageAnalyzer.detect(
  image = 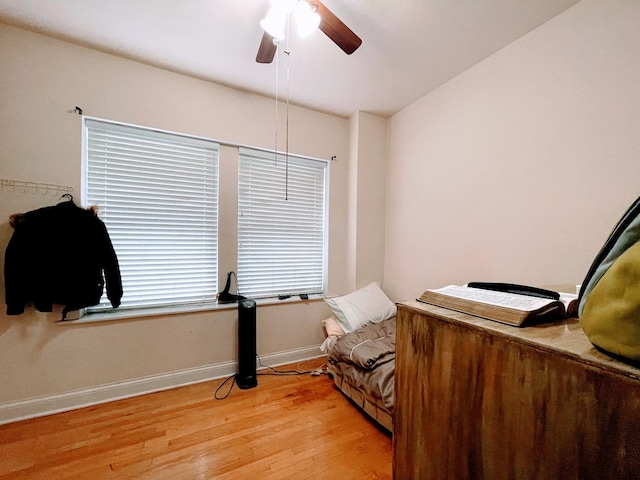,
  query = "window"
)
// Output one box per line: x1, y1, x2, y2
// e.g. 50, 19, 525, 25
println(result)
84, 118, 219, 313
238, 147, 328, 299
